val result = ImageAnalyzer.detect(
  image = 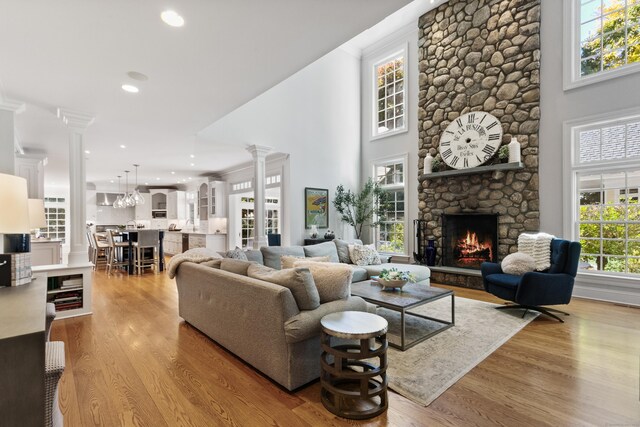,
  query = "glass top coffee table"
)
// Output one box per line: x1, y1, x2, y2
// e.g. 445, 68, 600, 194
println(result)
350, 281, 454, 351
